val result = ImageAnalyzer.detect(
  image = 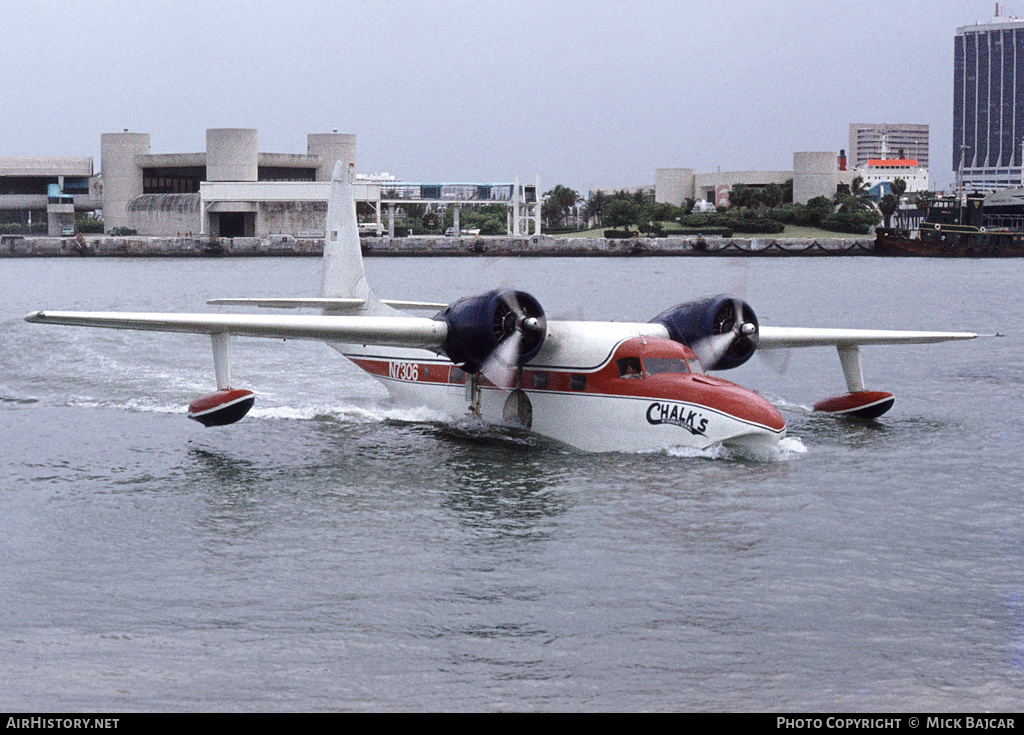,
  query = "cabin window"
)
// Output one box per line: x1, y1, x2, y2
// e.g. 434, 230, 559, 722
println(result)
617, 358, 643, 378
644, 358, 692, 376
570, 374, 587, 391
531, 371, 549, 389
449, 367, 466, 384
